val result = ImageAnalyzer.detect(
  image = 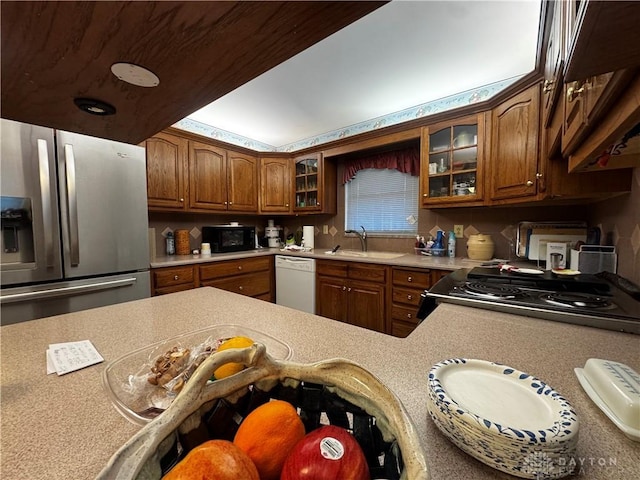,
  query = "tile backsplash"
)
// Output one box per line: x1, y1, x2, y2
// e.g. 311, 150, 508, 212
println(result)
149, 168, 639, 284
